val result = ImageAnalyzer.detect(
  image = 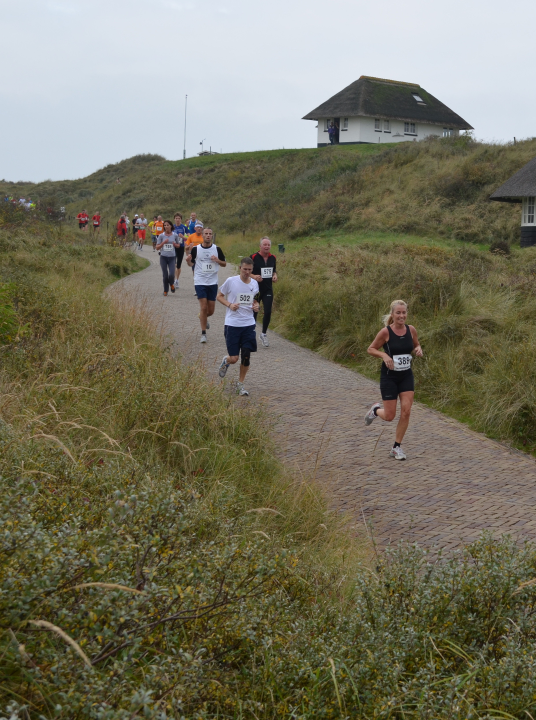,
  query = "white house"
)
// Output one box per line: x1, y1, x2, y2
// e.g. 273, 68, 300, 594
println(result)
490, 155, 536, 247
303, 76, 473, 147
